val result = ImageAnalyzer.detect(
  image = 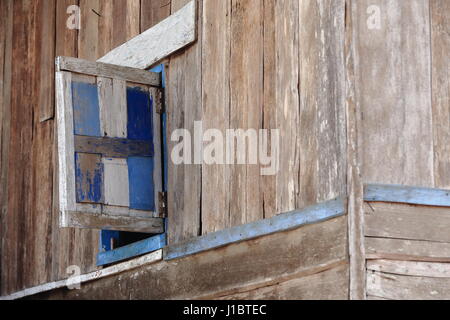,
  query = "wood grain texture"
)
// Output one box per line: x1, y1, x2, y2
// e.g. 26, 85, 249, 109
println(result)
34, 215, 348, 300
216, 263, 349, 300
99, 1, 196, 69
367, 270, 450, 300
201, 0, 231, 234
57, 56, 161, 86
367, 260, 450, 278
431, 0, 450, 189
353, 0, 433, 186
298, 0, 346, 207
167, 0, 202, 243
229, 0, 264, 226
97, 77, 127, 138
274, 0, 299, 213
74, 136, 153, 158
140, 0, 171, 31
78, 0, 99, 60
364, 202, 450, 243
365, 237, 450, 262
